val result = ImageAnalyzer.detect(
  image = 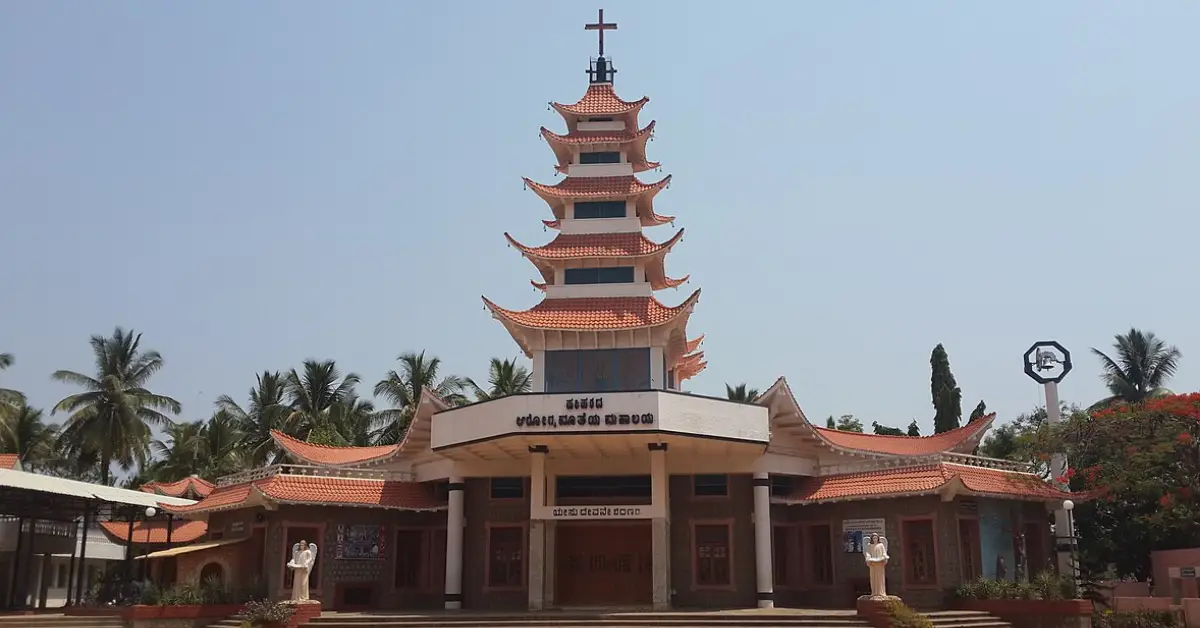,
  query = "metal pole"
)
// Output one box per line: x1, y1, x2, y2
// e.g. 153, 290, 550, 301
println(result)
65, 517, 79, 606
1044, 381, 1075, 577
124, 512, 135, 585
7, 517, 25, 609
